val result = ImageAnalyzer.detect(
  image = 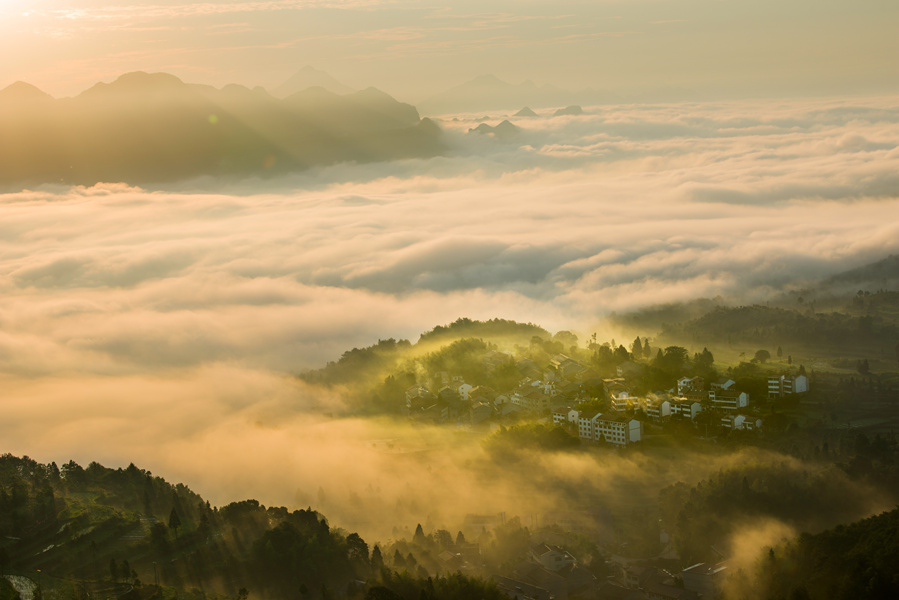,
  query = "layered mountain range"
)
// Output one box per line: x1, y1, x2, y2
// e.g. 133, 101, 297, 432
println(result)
0, 71, 443, 187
